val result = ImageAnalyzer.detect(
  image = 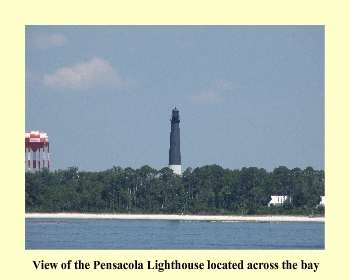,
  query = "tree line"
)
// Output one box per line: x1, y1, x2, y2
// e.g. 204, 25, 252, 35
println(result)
25, 164, 325, 216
